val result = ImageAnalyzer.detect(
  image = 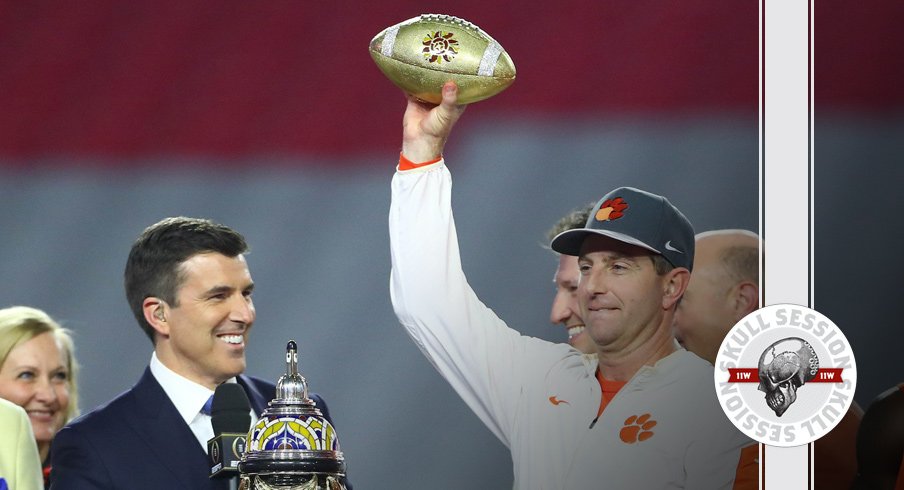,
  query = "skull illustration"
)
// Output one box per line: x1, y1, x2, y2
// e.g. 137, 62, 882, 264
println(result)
757, 337, 819, 417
